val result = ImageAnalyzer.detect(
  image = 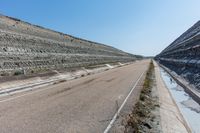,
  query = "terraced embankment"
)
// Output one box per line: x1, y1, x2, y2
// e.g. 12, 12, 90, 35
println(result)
0, 14, 140, 76
155, 21, 200, 90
